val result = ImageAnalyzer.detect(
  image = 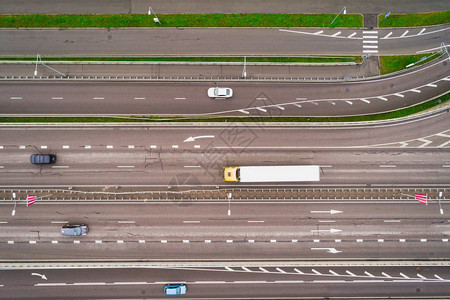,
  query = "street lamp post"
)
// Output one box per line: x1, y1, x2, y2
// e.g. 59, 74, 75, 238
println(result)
438, 191, 444, 215
242, 56, 247, 78
331, 6, 346, 26
34, 54, 67, 77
